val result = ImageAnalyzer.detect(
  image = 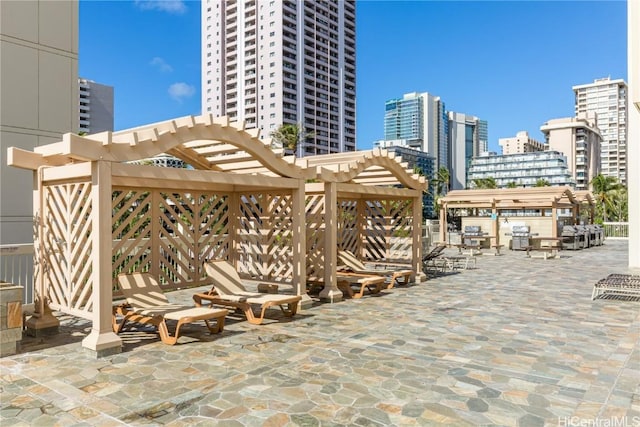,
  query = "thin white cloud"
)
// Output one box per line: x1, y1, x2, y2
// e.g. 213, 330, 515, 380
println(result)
150, 57, 173, 73
168, 82, 195, 103
135, 0, 187, 14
